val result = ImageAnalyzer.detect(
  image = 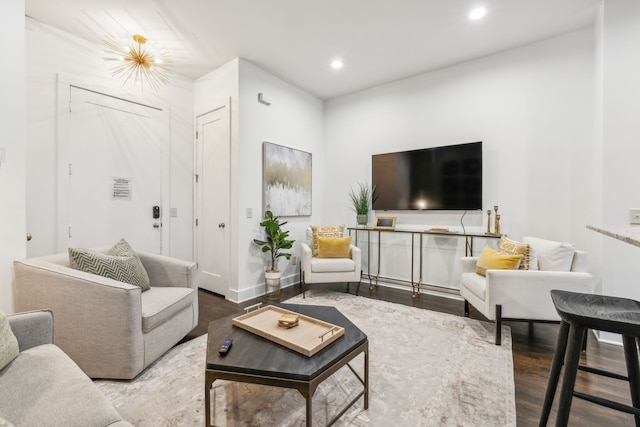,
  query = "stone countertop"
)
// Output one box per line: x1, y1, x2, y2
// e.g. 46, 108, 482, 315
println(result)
587, 224, 640, 248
